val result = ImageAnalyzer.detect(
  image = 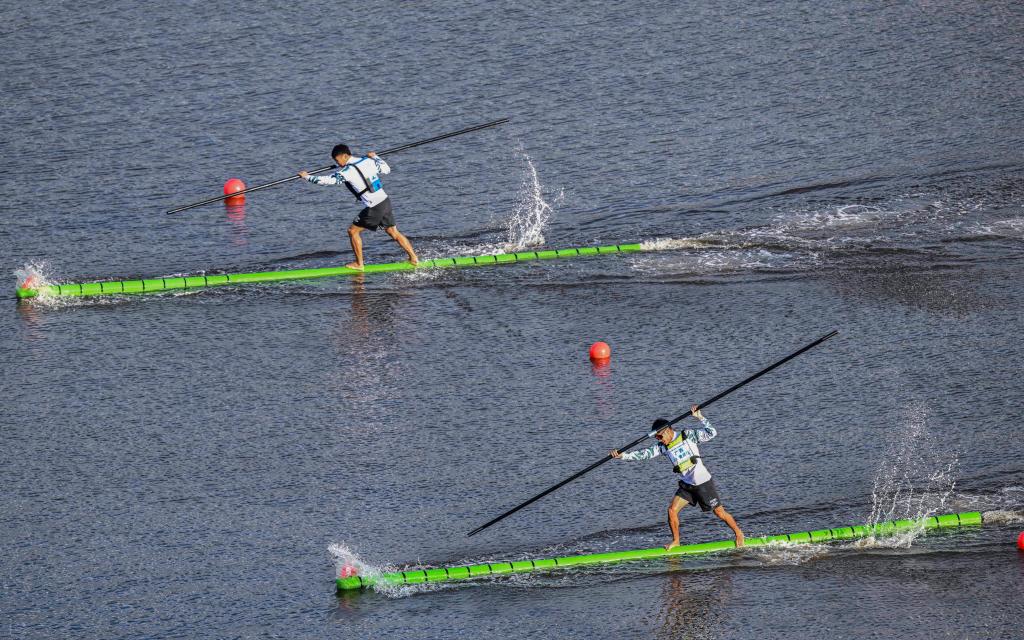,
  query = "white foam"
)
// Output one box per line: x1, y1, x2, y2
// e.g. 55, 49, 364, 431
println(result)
980, 510, 1024, 525
746, 540, 831, 565
774, 204, 888, 233
639, 237, 716, 252
630, 238, 815, 277
961, 217, 1024, 238
850, 528, 924, 551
